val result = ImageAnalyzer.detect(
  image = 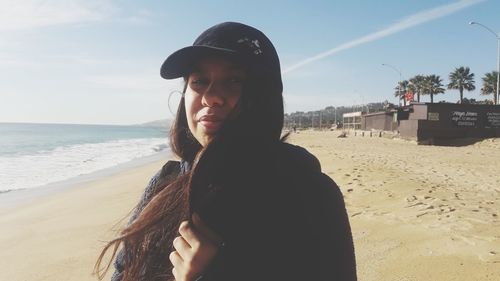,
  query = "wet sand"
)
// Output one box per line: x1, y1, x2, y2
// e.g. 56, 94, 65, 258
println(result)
0, 160, 165, 281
